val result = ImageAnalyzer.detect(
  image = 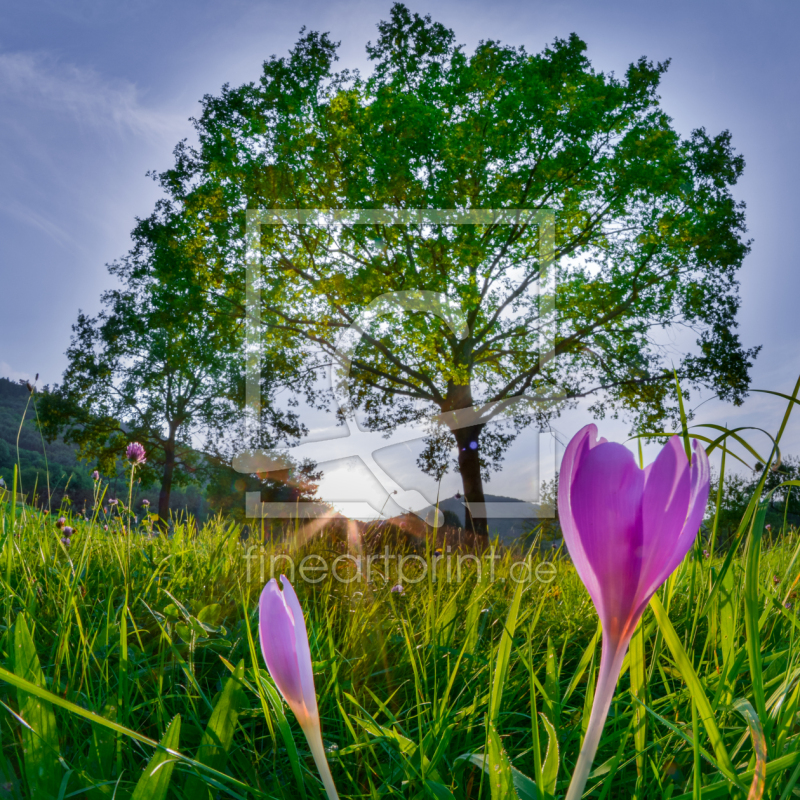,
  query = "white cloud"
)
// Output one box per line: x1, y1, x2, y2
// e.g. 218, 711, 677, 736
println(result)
0, 51, 186, 143
0, 362, 33, 383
